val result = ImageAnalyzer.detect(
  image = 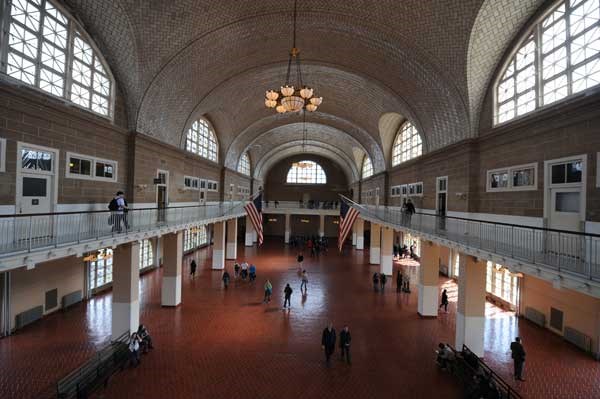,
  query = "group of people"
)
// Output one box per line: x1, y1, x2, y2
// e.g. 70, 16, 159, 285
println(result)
298, 199, 339, 209
393, 240, 418, 260
400, 198, 416, 225
233, 261, 257, 282
128, 325, 153, 367
372, 270, 411, 293
290, 236, 329, 256
108, 191, 129, 233
321, 323, 352, 365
